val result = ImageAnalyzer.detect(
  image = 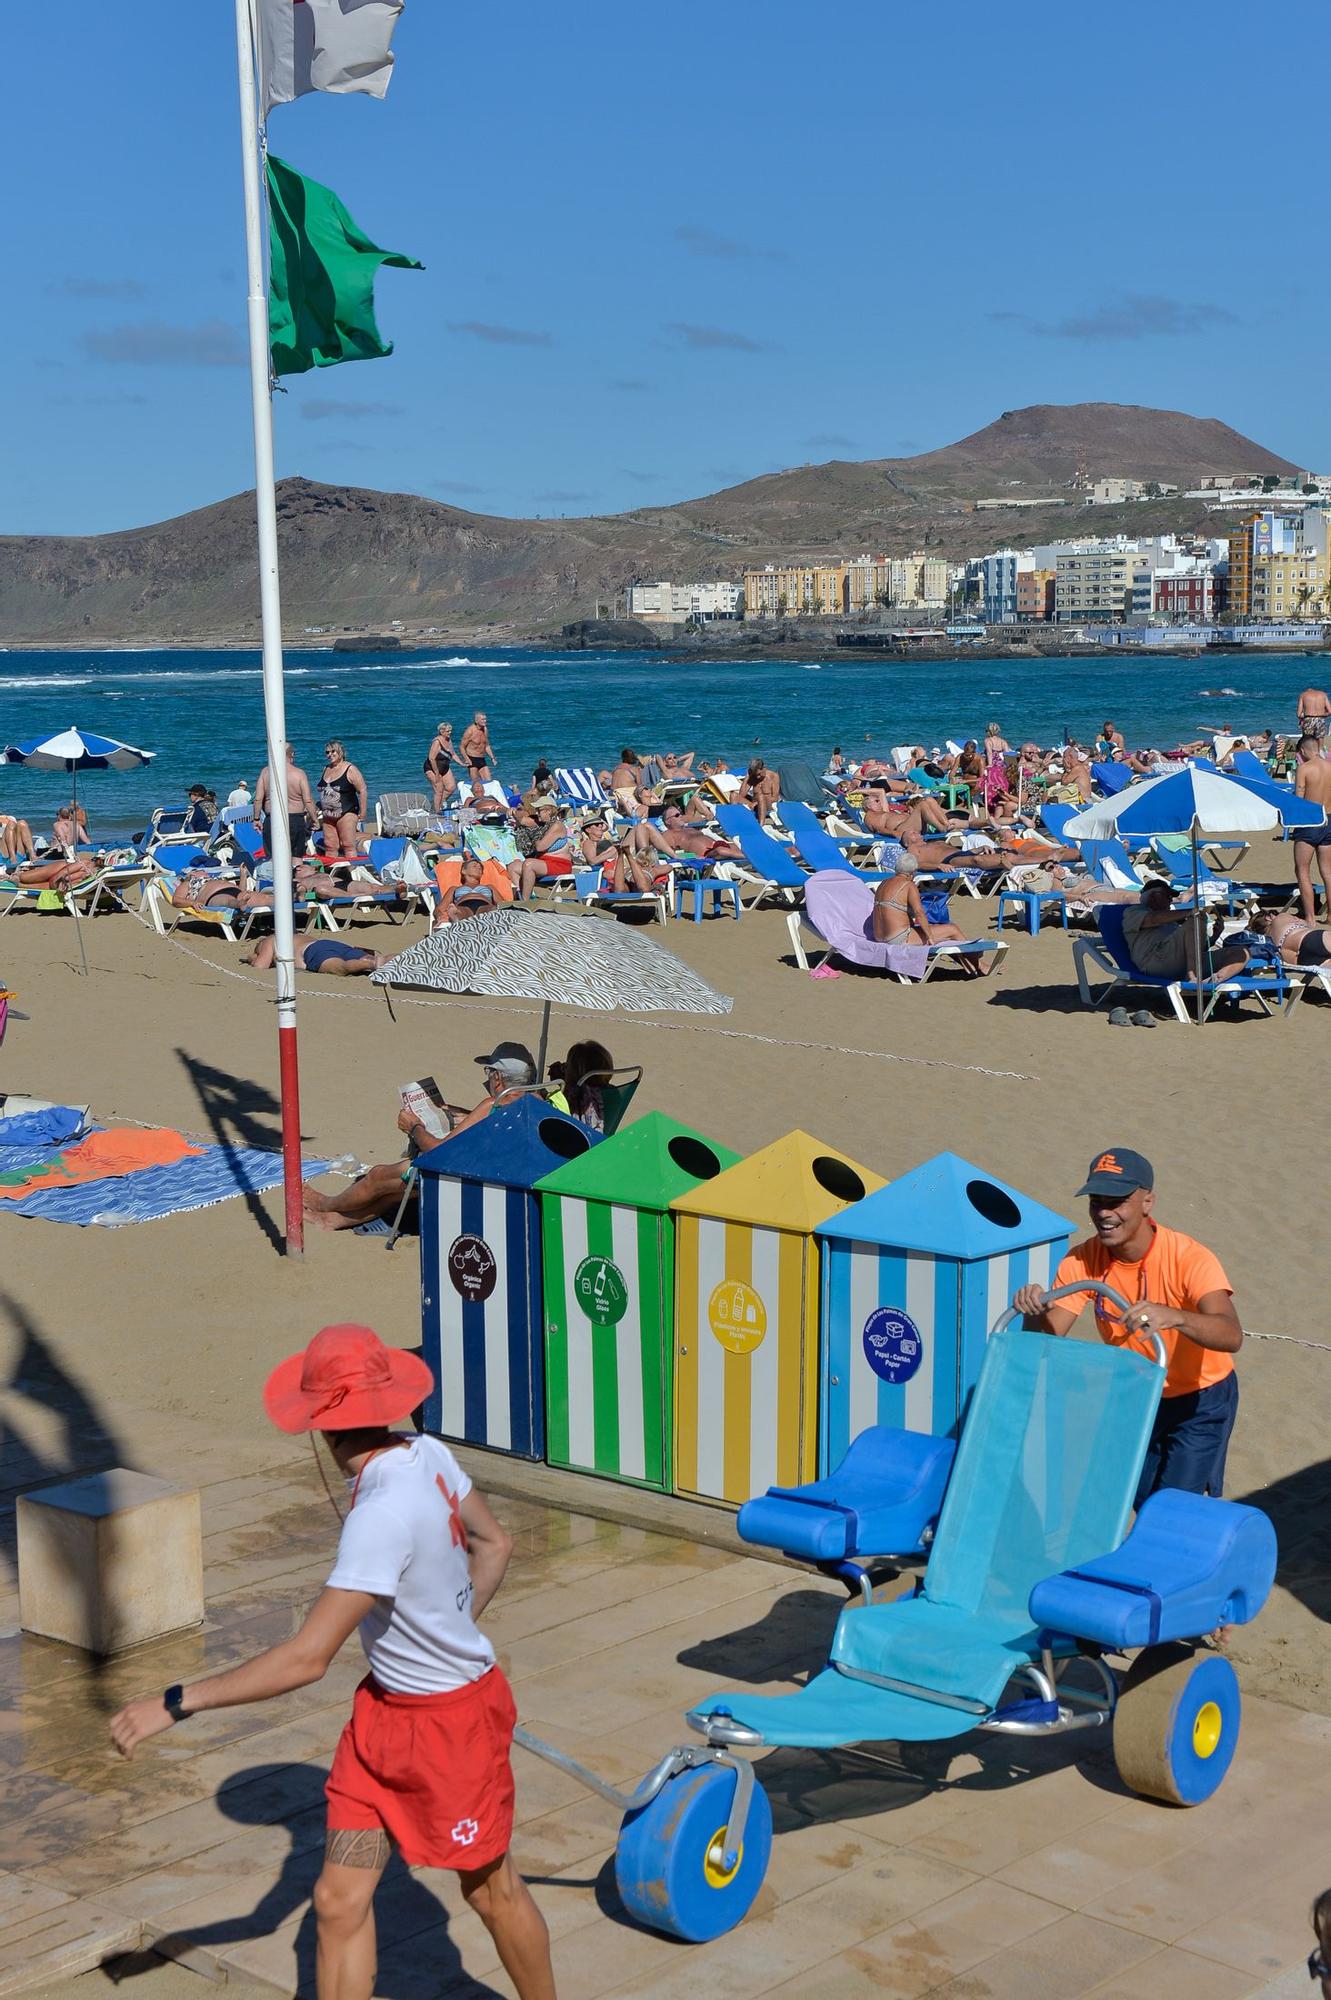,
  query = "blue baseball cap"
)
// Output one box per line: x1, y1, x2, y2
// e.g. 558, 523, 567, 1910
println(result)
1077, 1148, 1154, 1198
